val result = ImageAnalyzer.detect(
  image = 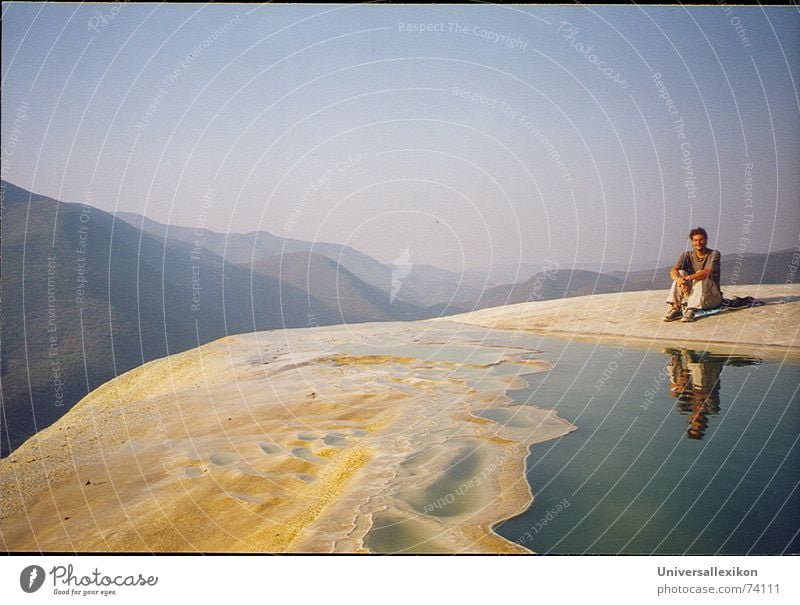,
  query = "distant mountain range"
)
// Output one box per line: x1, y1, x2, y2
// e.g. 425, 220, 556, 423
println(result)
0, 182, 339, 456
116, 211, 483, 309
2, 180, 794, 455
472, 249, 797, 309
244, 251, 422, 323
